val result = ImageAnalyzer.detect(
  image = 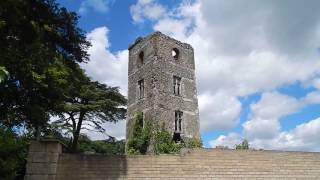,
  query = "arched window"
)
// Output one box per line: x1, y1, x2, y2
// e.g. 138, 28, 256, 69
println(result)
172, 48, 179, 60
138, 51, 144, 67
